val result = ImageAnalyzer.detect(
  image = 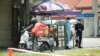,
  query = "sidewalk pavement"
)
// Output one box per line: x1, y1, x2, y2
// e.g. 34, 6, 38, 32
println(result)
3, 37, 100, 56
51, 37, 100, 55
70, 37, 100, 49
